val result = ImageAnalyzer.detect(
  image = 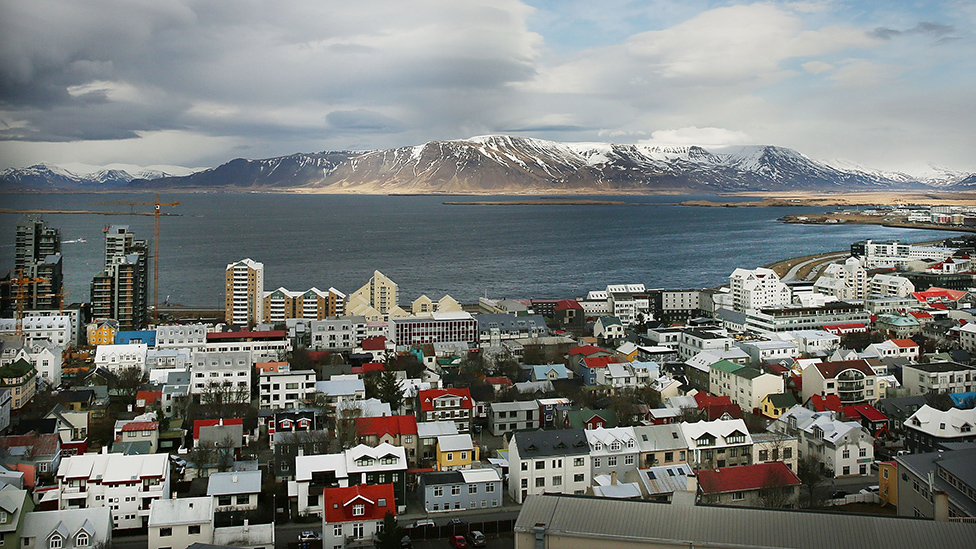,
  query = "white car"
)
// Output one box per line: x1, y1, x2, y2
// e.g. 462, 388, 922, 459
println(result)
298, 531, 322, 541
859, 485, 880, 495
